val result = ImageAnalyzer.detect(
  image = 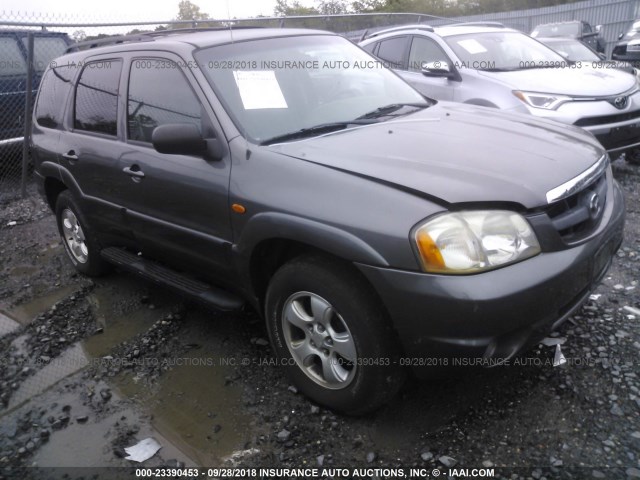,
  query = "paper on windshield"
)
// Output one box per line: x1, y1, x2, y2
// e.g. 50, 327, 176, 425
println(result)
457, 39, 487, 55
233, 70, 288, 110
